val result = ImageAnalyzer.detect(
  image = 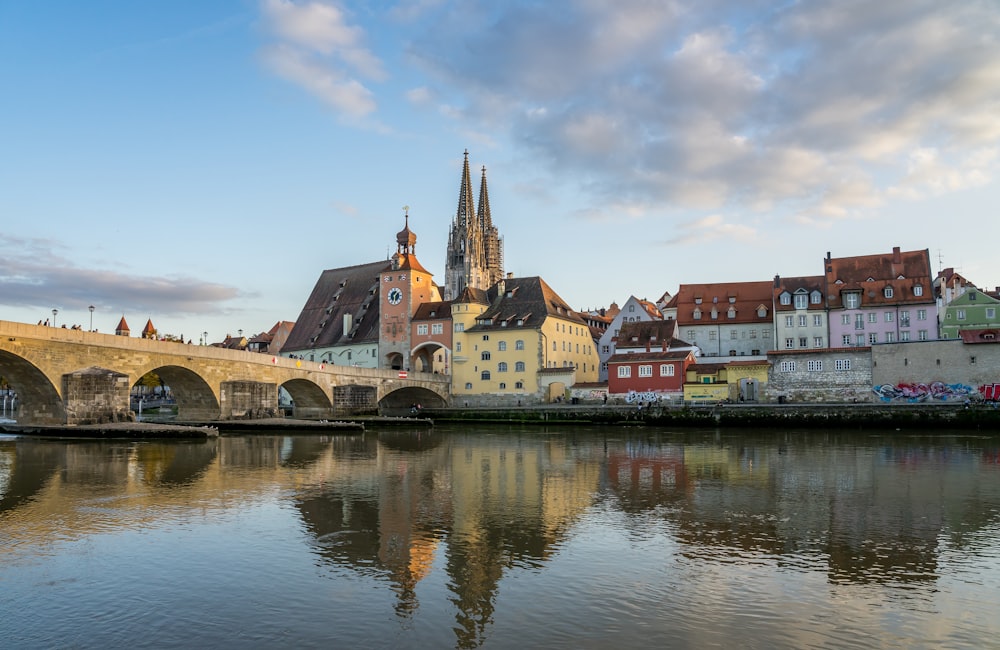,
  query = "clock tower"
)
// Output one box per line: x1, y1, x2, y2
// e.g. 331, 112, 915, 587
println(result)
379, 210, 440, 370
